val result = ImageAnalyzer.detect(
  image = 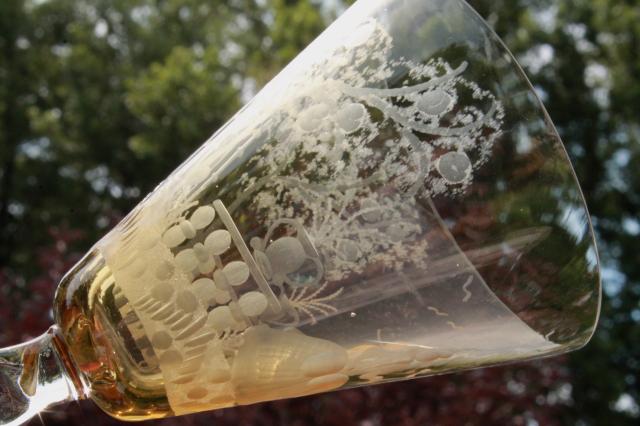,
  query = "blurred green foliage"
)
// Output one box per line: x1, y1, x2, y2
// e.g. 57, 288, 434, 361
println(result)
0, 0, 638, 424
